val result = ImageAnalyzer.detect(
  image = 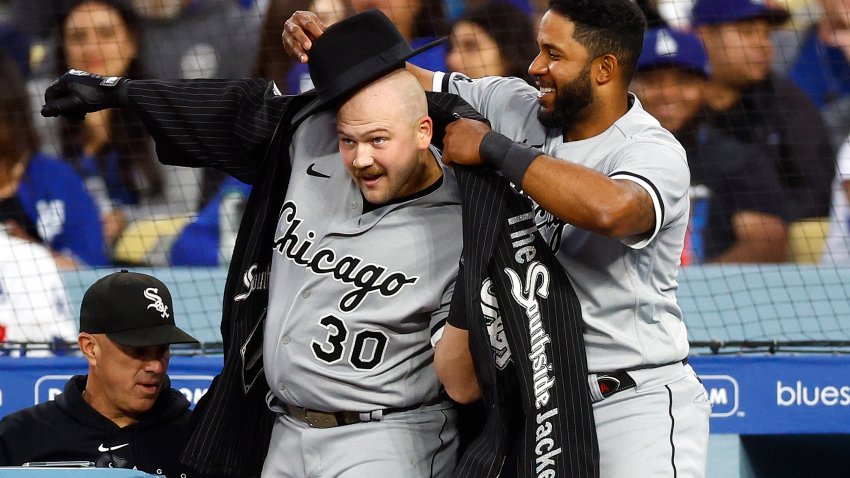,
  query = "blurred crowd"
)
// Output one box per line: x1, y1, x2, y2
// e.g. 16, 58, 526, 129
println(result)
0, 0, 849, 341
